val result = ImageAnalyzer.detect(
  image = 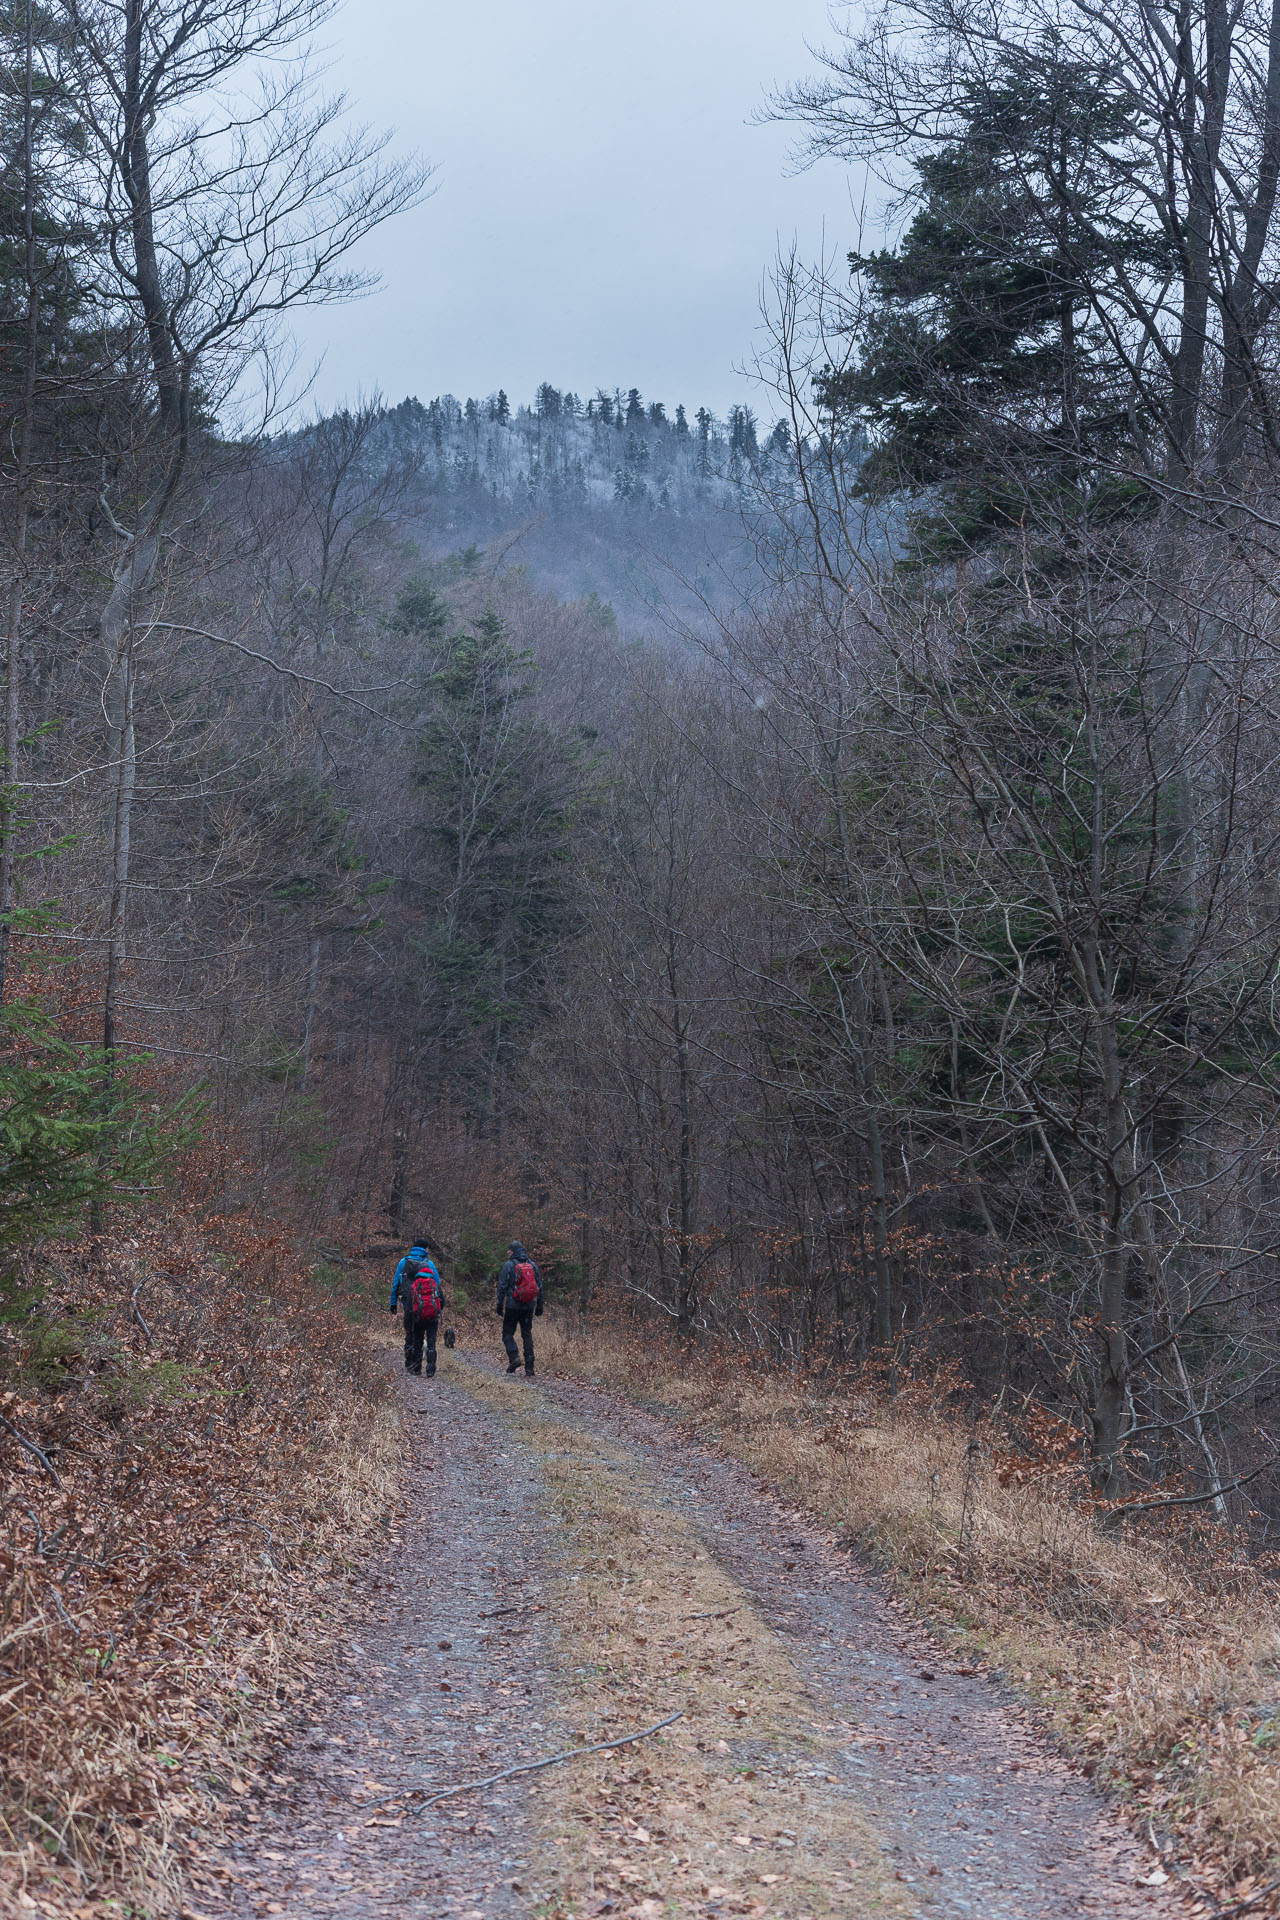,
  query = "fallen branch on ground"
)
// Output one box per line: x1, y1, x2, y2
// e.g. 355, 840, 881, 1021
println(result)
1107, 1449, 1280, 1517
1205, 1874, 1280, 1918
681, 1606, 740, 1622
0, 1414, 61, 1487
363, 1710, 685, 1817
130, 1284, 153, 1344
